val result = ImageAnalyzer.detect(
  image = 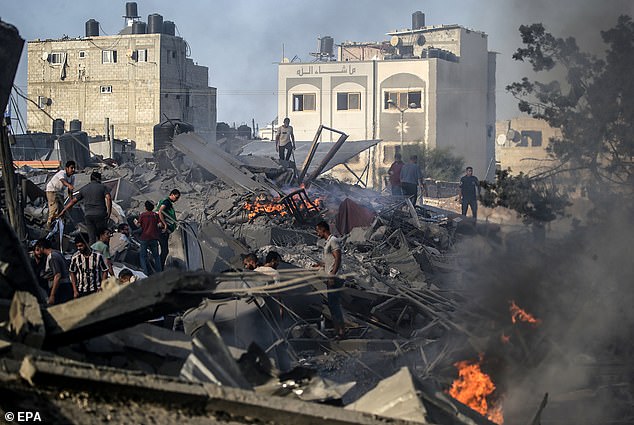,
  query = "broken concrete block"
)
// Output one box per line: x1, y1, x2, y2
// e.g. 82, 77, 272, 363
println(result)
9, 291, 45, 349
347, 227, 370, 244
346, 367, 428, 423
180, 321, 252, 389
